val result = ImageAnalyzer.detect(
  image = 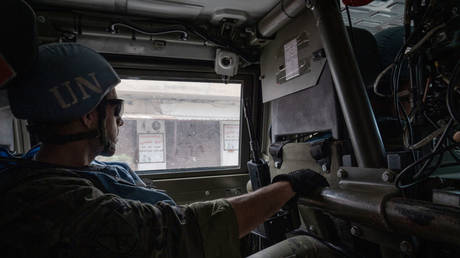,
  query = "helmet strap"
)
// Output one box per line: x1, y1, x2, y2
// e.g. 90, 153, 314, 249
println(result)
27, 99, 111, 149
